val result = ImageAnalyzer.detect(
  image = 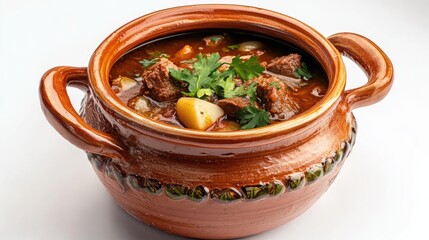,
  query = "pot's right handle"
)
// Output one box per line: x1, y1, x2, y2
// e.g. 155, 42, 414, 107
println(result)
39, 66, 126, 159
328, 32, 394, 110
